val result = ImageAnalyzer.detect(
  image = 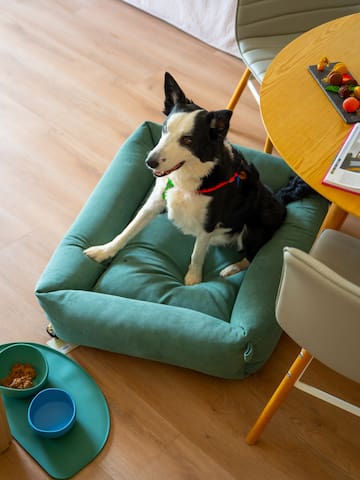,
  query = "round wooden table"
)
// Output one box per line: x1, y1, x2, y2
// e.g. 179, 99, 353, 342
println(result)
260, 13, 360, 229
